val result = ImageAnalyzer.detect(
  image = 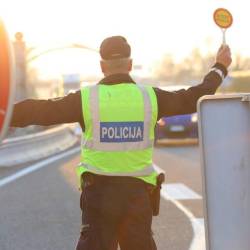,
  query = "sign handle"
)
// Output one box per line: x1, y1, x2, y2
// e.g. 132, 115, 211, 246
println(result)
222, 28, 226, 46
